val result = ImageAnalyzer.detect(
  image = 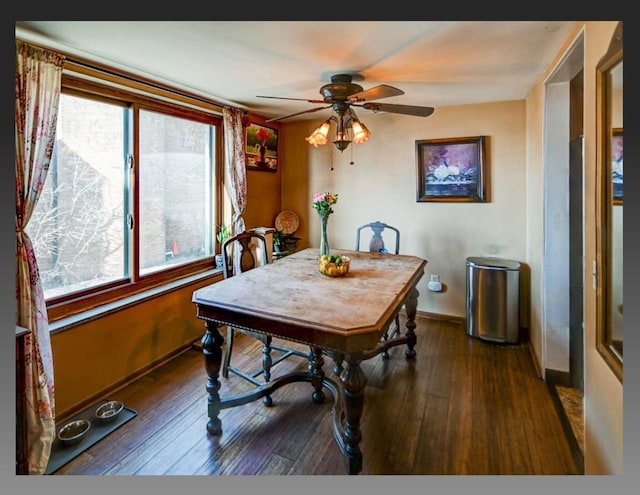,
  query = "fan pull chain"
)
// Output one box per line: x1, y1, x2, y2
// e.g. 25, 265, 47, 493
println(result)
329, 144, 334, 171
350, 143, 355, 165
